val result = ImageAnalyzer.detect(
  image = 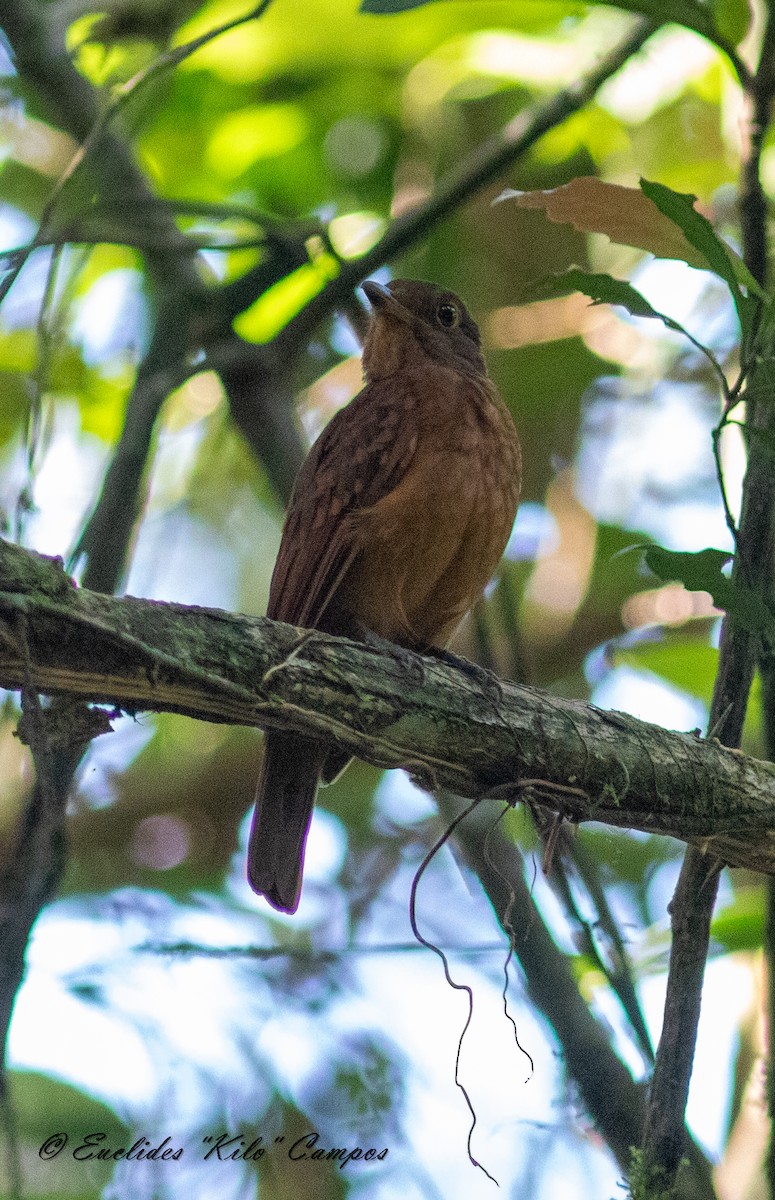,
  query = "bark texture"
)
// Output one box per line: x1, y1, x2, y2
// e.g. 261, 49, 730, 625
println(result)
2, 539, 775, 872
